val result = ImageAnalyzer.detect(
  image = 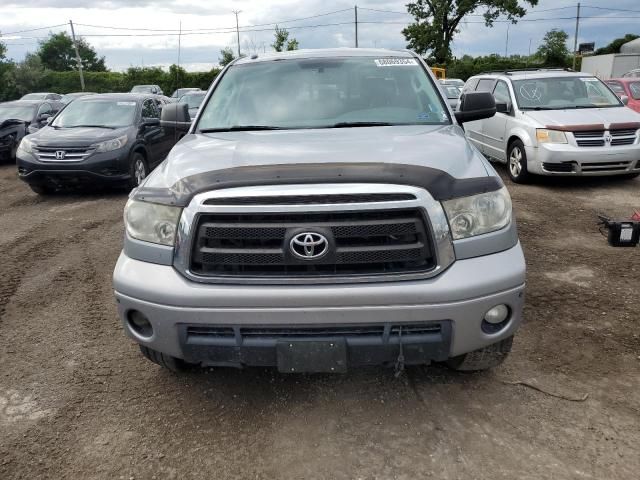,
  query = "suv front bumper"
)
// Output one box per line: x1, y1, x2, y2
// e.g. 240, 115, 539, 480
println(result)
113, 243, 526, 368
